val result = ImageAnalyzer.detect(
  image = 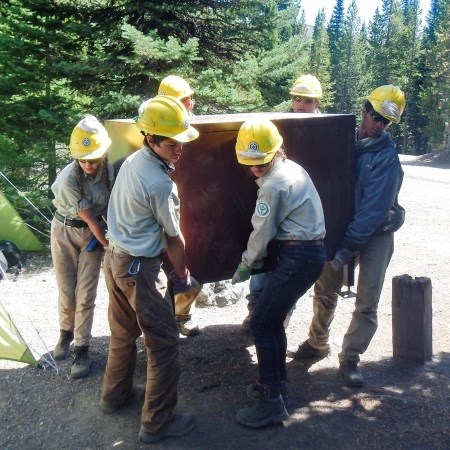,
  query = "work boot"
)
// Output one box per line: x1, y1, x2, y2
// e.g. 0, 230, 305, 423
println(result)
237, 384, 288, 428
99, 385, 145, 414
176, 316, 200, 337
53, 330, 74, 360
286, 340, 330, 360
246, 381, 292, 409
339, 360, 364, 387
70, 345, 91, 378
139, 414, 196, 443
